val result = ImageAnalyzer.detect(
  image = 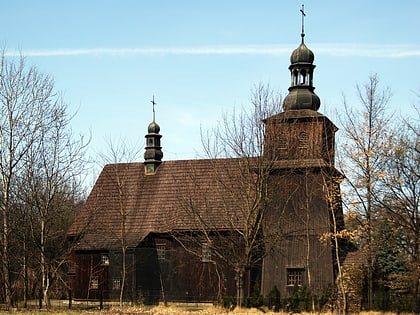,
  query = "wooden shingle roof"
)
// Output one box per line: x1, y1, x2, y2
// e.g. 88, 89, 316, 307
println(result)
67, 158, 256, 250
